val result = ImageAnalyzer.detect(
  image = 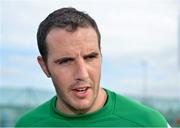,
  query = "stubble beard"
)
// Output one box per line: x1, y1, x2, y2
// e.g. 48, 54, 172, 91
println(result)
53, 75, 101, 115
